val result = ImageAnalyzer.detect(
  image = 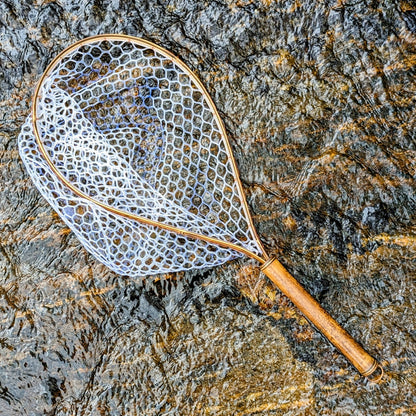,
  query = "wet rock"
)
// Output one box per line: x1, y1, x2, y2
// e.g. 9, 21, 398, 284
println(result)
1, 0, 416, 415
